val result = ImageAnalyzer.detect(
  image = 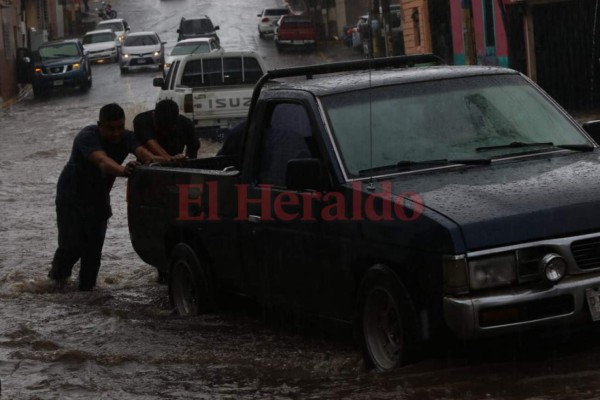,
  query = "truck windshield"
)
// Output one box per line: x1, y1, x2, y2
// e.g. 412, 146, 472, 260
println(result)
320, 74, 590, 178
